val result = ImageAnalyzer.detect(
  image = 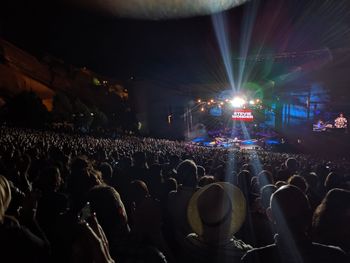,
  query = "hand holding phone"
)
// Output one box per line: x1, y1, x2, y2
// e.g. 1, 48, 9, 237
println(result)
79, 202, 92, 222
